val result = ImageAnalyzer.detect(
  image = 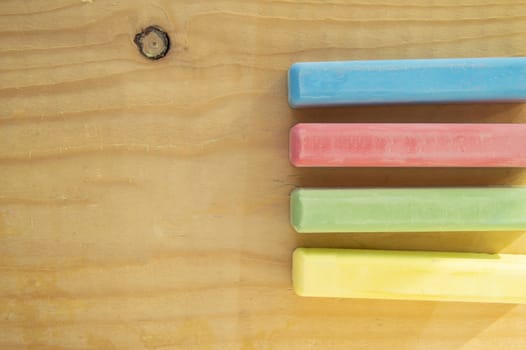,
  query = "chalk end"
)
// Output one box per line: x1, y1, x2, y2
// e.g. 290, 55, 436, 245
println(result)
288, 63, 304, 108
290, 189, 306, 233
292, 248, 308, 296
